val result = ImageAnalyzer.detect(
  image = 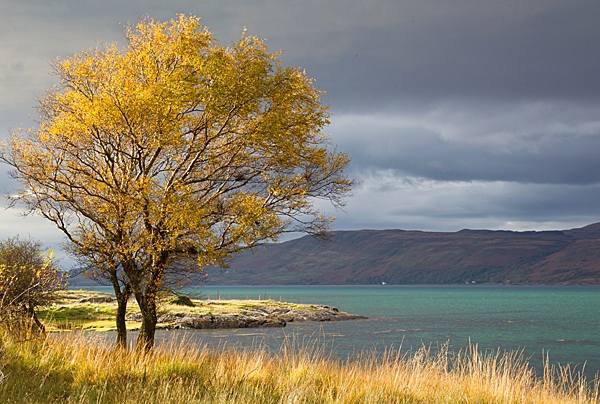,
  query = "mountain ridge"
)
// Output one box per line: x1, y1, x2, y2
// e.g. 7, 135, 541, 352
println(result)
206, 223, 600, 285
